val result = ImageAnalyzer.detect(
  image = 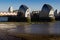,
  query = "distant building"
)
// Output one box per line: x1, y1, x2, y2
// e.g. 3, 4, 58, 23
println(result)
13, 10, 18, 13
0, 6, 17, 16
0, 12, 17, 16
18, 5, 30, 18
0, 6, 17, 21
0, 11, 17, 21
31, 11, 39, 17
39, 4, 54, 18
32, 11, 40, 14
31, 11, 40, 17
8, 6, 13, 12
